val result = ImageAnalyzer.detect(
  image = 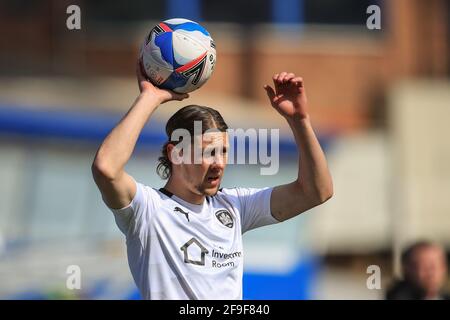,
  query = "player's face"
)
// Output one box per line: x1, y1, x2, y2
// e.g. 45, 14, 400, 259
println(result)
182, 132, 229, 197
